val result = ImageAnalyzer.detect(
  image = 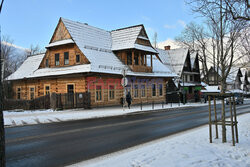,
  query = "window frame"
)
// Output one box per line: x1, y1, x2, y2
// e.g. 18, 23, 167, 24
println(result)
66, 83, 75, 94
64, 52, 69, 65
29, 86, 35, 100
108, 84, 115, 101
55, 53, 60, 66
95, 84, 103, 102
158, 83, 163, 97
76, 54, 80, 64
45, 59, 49, 67
17, 87, 21, 100
152, 83, 156, 97
140, 84, 146, 98
44, 84, 50, 95
133, 84, 139, 98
